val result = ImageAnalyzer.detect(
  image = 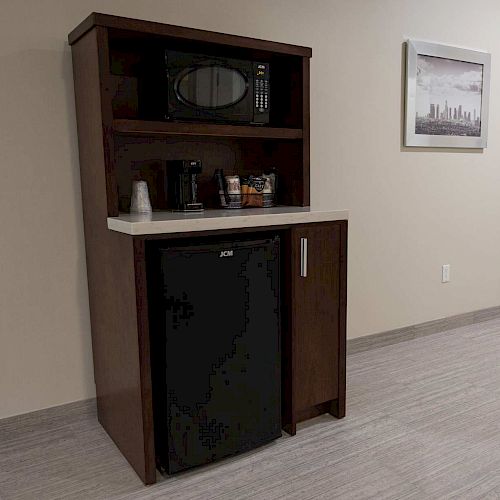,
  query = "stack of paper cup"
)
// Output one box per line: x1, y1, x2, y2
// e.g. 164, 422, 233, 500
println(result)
130, 180, 152, 214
